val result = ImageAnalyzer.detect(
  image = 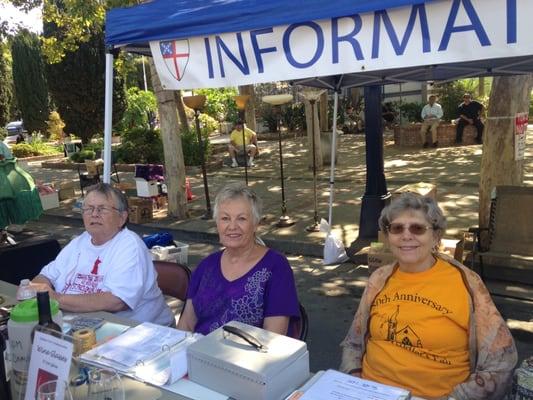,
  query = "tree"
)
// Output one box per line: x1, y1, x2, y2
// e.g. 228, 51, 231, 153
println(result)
11, 30, 49, 134
44, 28, 126, 143
478, 75, 533, 240
0, 45, 12, 127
